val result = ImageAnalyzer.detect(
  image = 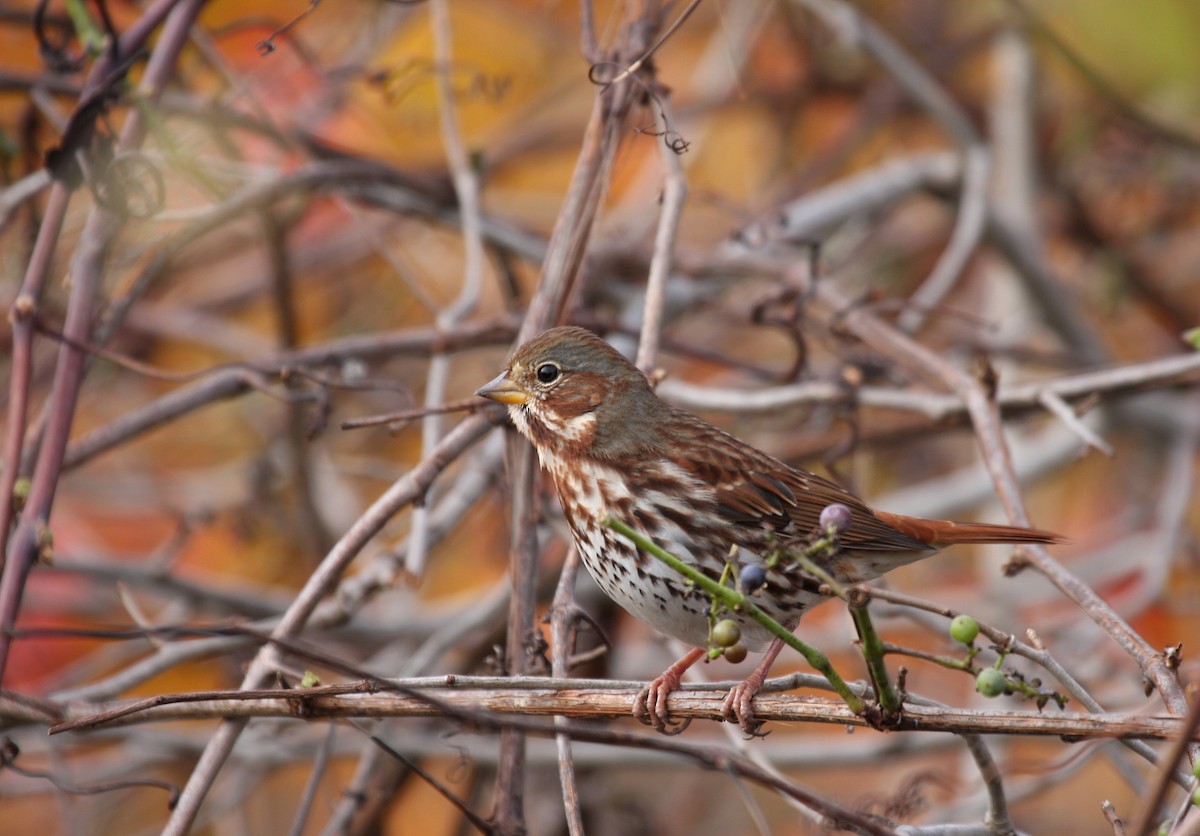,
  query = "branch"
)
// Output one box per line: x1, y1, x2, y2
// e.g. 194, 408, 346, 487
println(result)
35, 679, 1194, 742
